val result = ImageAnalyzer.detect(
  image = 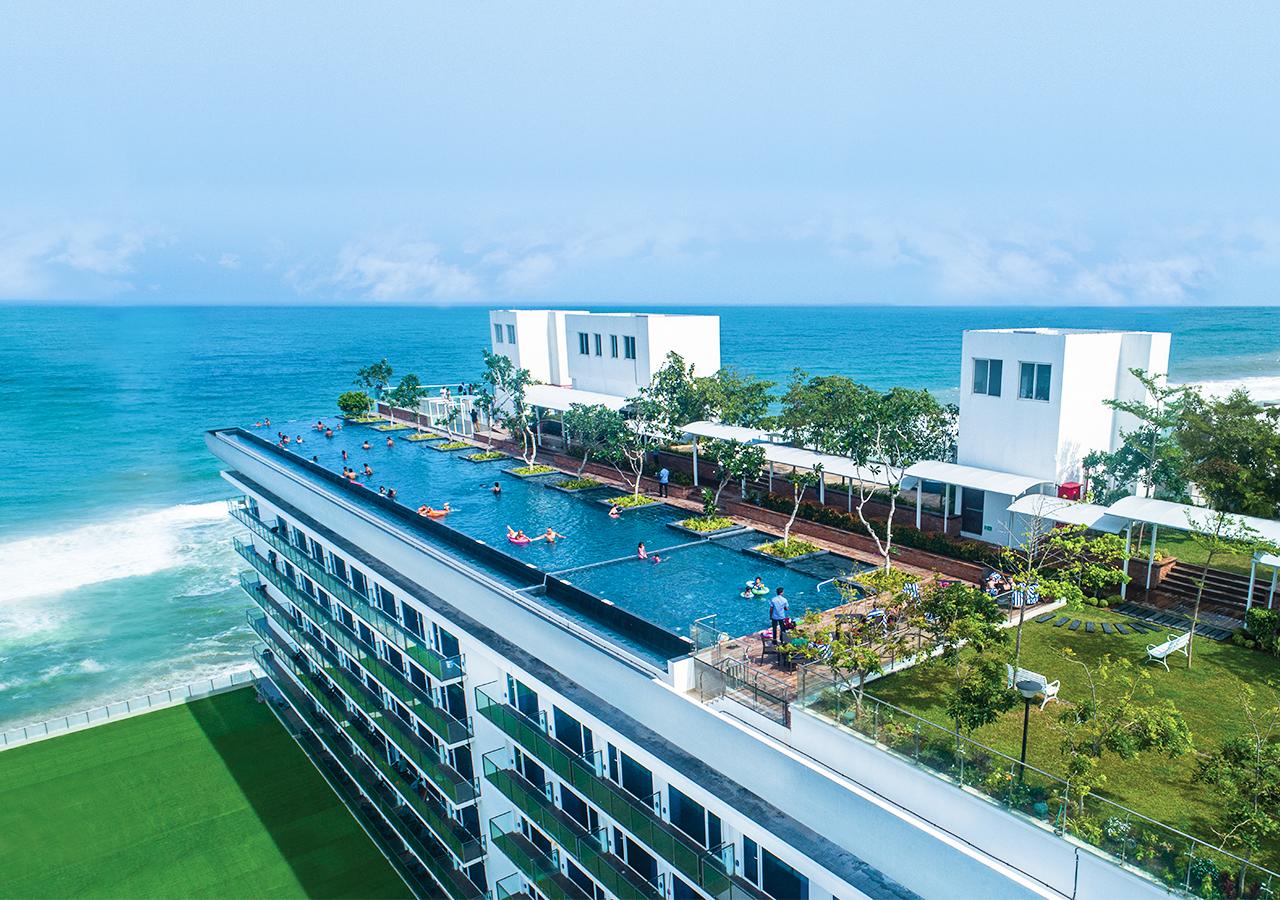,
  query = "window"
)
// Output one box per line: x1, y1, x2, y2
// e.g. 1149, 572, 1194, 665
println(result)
972, 358, 1002, 397
669, 785, 707, 845
610, 334, 619, 358
623, 336, 636, 359
350, 568, 368, 598
1018, 362, 1052, 402
506, 324, 515, 343
593, 333, 602, 356
493, 323, 503, 343
578, 332, 590, 355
